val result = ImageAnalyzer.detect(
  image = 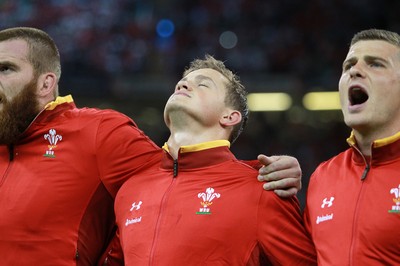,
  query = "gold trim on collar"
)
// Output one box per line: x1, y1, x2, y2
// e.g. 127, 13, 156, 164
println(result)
45, 95, 74, 110
346, 130, 400, 148
346, 131, 356, 146
374, 131, 400, 148
163, 140, 230, 153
